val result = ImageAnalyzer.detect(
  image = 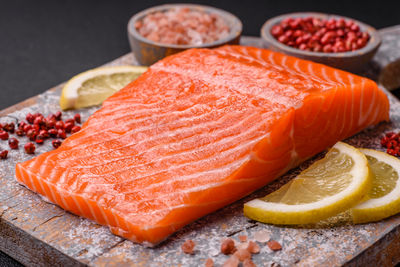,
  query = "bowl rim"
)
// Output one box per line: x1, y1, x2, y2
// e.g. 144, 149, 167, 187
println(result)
260, 12, 381, 58
127, 3, 243, 49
